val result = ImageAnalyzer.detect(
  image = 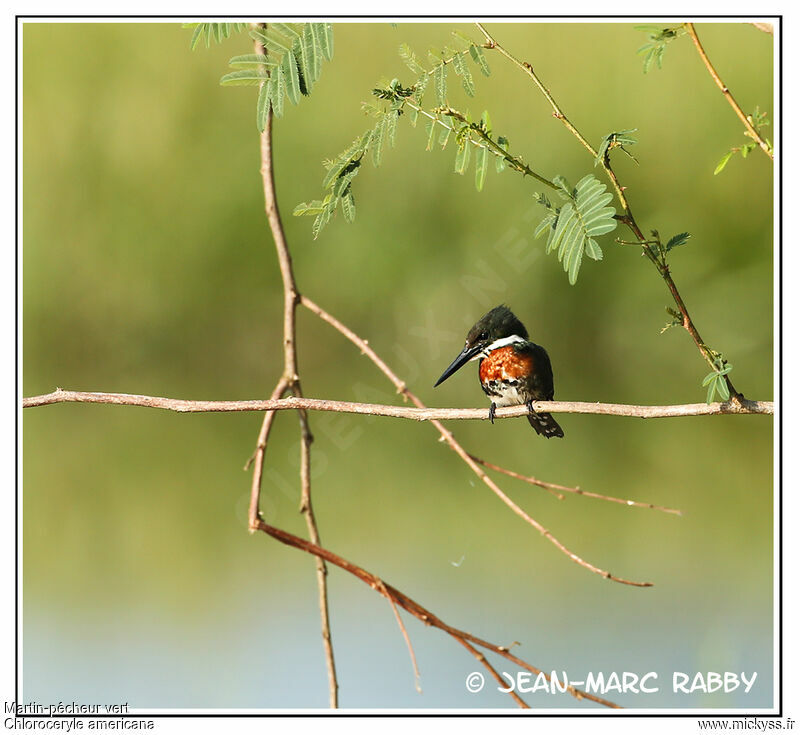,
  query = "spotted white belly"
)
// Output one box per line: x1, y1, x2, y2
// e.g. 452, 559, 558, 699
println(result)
484, 381, 526, 406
